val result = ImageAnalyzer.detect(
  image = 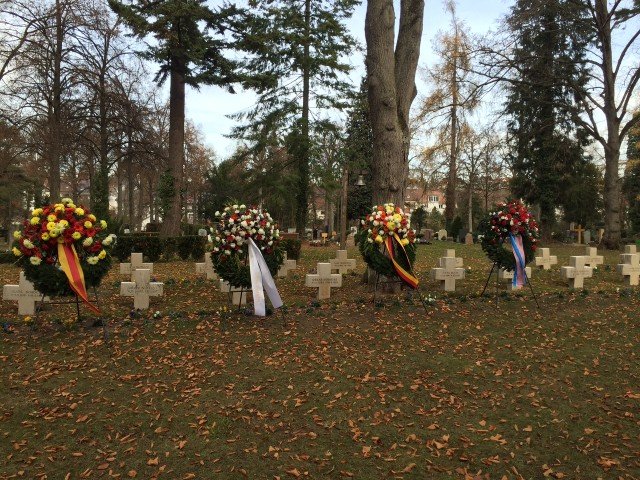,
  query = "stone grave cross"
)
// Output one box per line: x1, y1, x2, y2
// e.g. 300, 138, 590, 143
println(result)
498, 267, 533, 290
583, 247, 604, 268
617, 246, 640, 286
219, 280, 247, 305
330, 249, 356, 274
431, 255, 465, 292
120, 269, 163, 310
534, 248, 558, 270
3, 272, 49, 315
441, 249, 463, 268
305, 263, 342, 300
572, 224, 585, 244
196, 252, 218, 280
120, 252, 153, 277
561, 256, 593, 288
277, 252, 297, 278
